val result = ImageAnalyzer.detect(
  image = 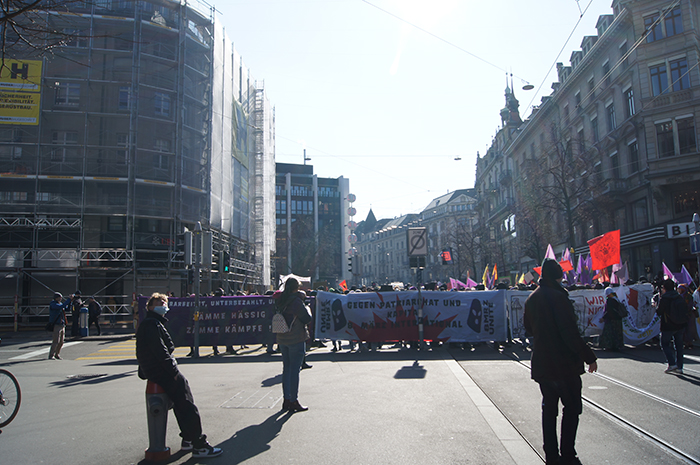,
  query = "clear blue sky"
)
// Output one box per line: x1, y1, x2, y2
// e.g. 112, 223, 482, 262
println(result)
214, 0, 615, 223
